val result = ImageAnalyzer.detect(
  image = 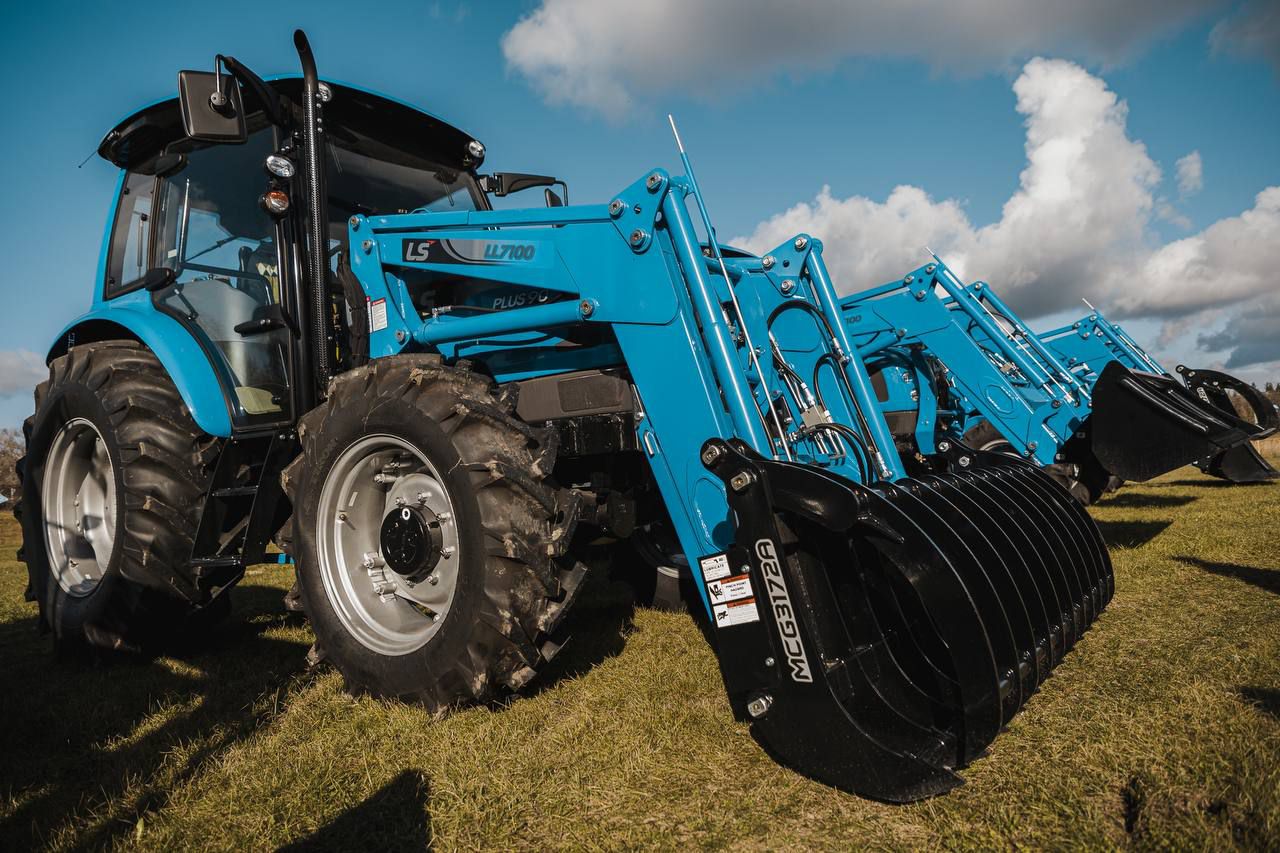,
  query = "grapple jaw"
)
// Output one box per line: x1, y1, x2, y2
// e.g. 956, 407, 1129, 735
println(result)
1176, 366, 1280, 483
1089, 362, 1268, 482
700, 438, 1112, 803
